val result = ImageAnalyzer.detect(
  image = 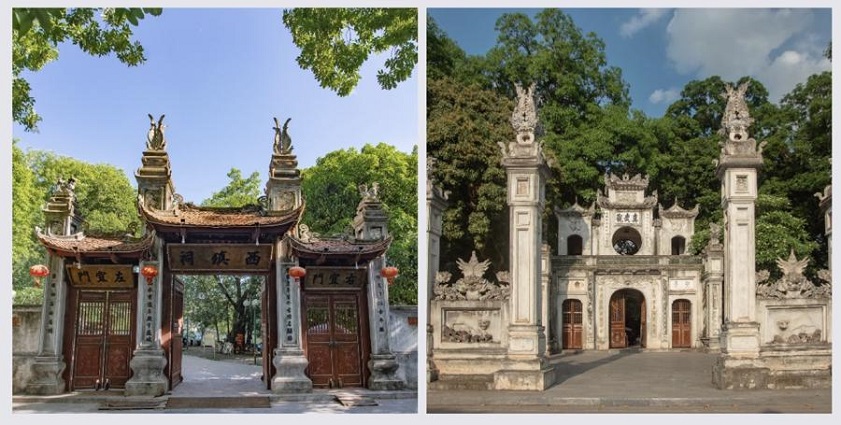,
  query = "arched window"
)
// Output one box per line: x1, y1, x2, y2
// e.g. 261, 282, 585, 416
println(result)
567, 235, 583, 255
671, 236, 686, 255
